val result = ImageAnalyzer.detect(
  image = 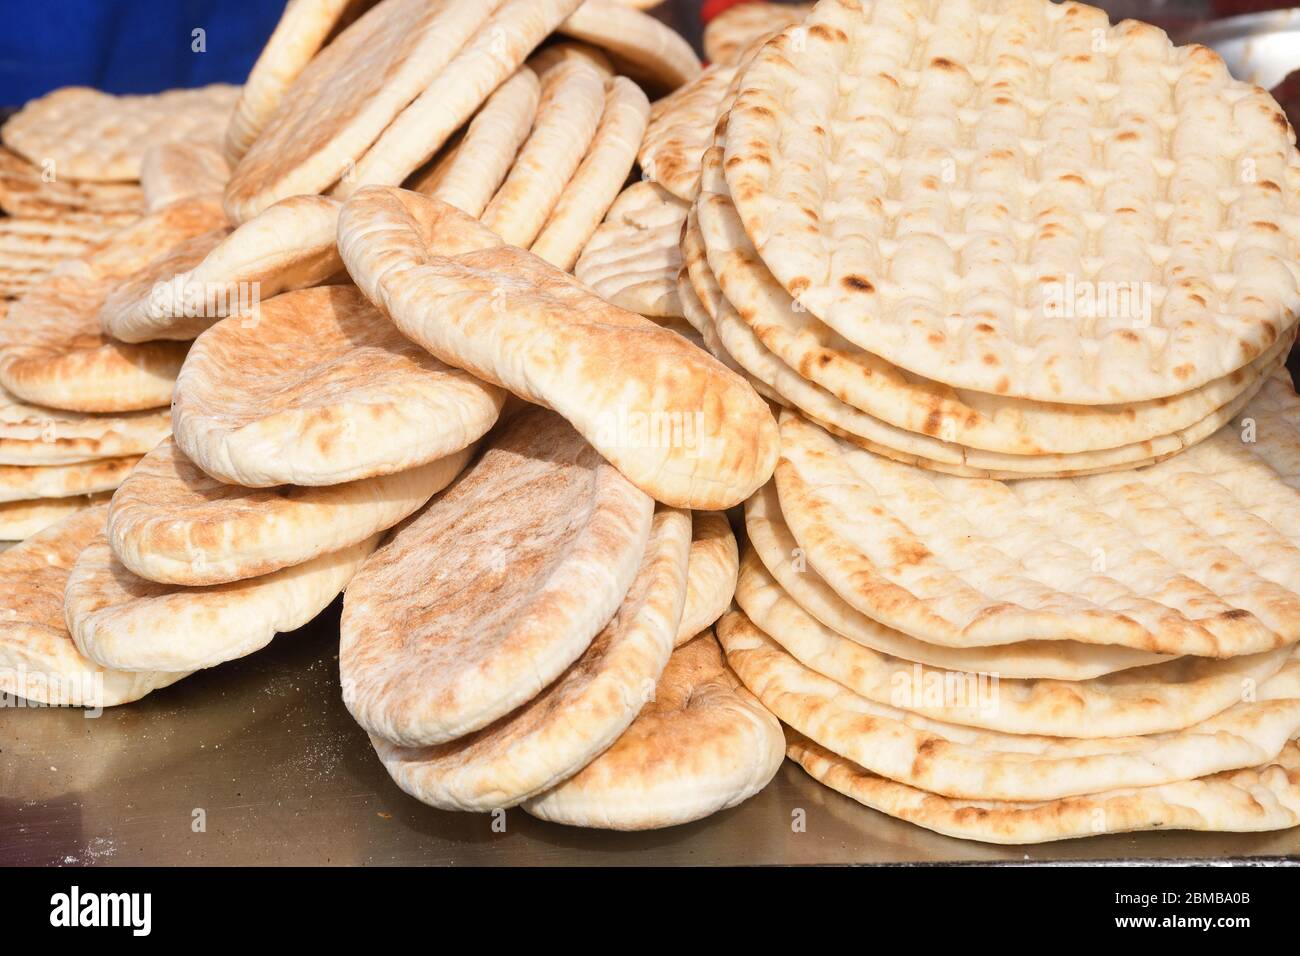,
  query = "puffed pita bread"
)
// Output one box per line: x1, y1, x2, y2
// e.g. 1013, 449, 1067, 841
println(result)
0, 508, 187, 706
744, 482, 1171, 681
342, 0, 582, 195
140, 139, 230, 212
414, 68, 540, 217
100, 195, 343, 343
94, 227, 233, 339
777, 374, 1300, 657
0, 148, 144, 217
481, 59, 607, 248
107, 437, 470, 586
371, 506, 689, 811
0, 456, 138, 503
558, 0, 701, 91
172, 286, 504, 486
0, 493, 106, 541
677, 511, 737, 647
224, 0, 362, 163
3, 85, 238, 182
640, 62, 738, 203
703, 2, 811, 65
720, 610, 1300, 802
525, 630, 785, 829
527, 40, 613, 81
699, 150, 1296, 458
337, 186, 779, 509
737, 550, 1292, 738
575, 181, 686, 317
789, 733, 1300, 844
224, 0, 506, 222
723, 1, 1300, 403
67, 528, 378, 673
340, 407, 655, 747
0, 387, 170, 466
530, 76, 650, 271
